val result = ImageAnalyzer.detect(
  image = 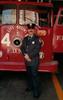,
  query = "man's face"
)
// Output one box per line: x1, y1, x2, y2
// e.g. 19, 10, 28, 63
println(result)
28, 28, 35, 36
